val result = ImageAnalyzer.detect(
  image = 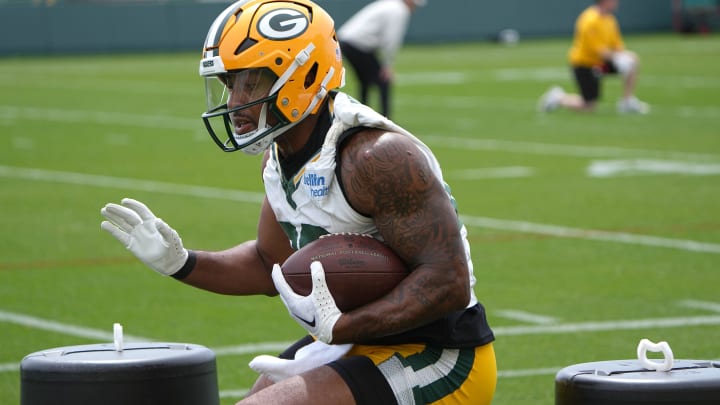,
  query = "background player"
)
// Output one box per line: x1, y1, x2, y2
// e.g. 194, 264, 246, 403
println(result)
337, 0, 426, 118
539, 0, 649, 114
